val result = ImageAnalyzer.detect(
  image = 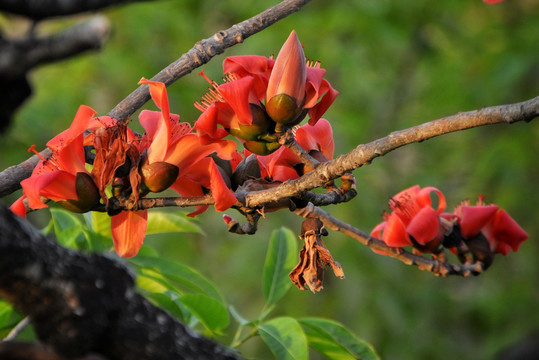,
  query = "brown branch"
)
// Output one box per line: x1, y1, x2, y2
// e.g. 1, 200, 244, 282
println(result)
295, 203, 484, 277
108, 0, 311, 123
0, 0, 311, 198
0, 148, 51, 198
0, 0, 152, 20
0, 16, 110, 78
278, 129, 320, 170
245, 96, 539, 208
